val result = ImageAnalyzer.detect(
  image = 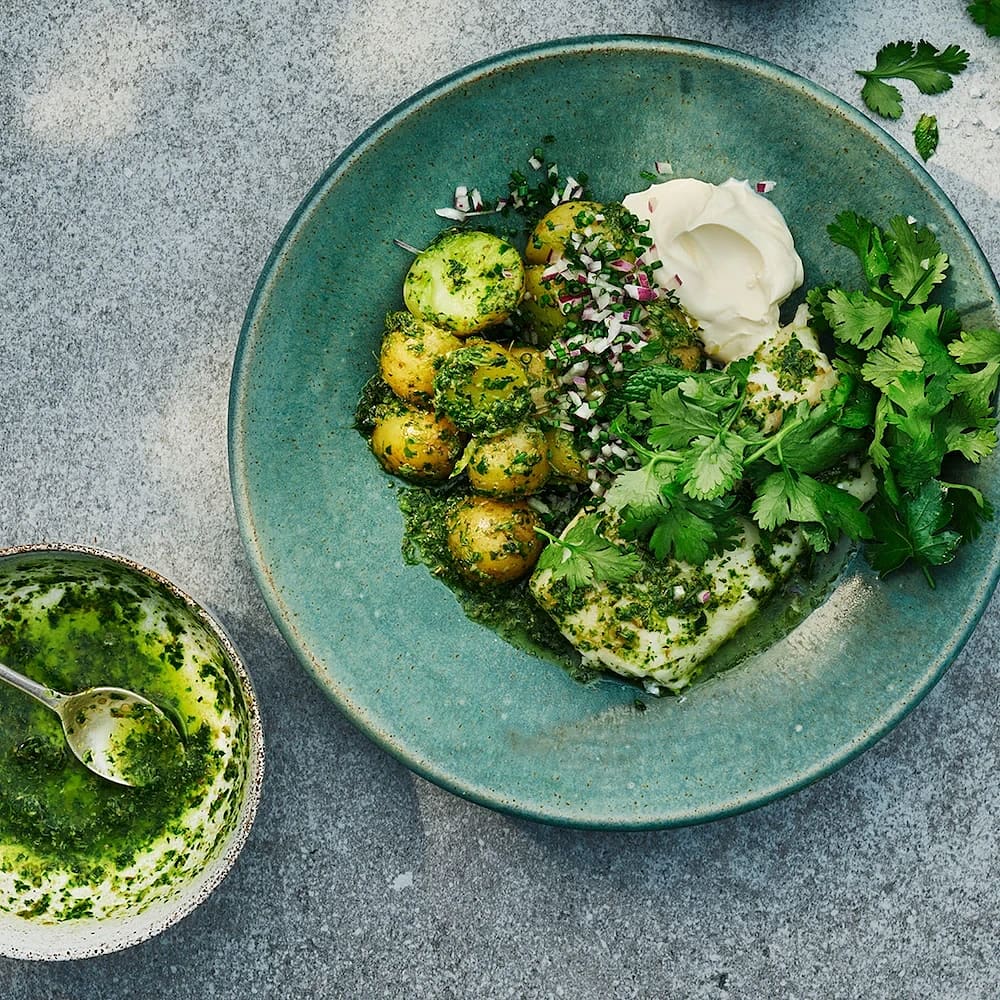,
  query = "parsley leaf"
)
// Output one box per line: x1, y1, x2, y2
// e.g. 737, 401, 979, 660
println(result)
616, 482, 738, 565
865, 480, 962, 582
827, 211, 894, 286
941, 398, 999, 462
914, 113, 939, 161
644, 501, 725, 565
757, 389, 865, 473
535, 514, 643, 592
646, 389, 723, 448
885, 216, 948, 304
948, 329, 1000, 415
751, 469, 871, 551
678, 432, 748, 500
946, 482, 995, 542
822, 288, 895, 349
968, 0, 1000, 37
857, 41, 970, 120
